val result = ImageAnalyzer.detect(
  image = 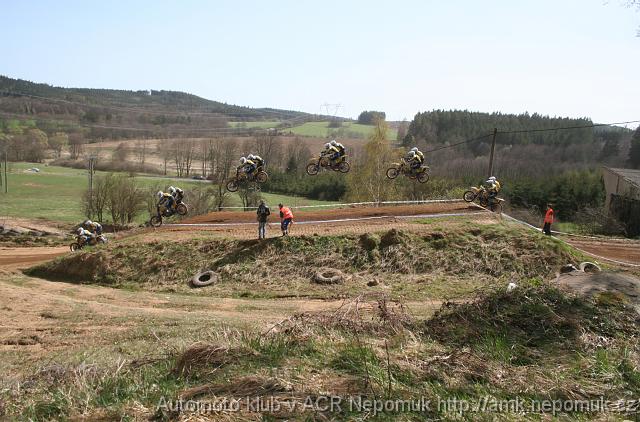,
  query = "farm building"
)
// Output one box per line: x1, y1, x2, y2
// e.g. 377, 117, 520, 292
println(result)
602, 167, 640, 236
